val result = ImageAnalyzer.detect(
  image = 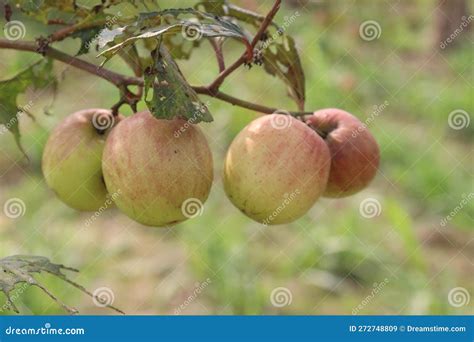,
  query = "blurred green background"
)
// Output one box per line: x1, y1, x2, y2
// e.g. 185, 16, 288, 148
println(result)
0, 0, 472, 315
